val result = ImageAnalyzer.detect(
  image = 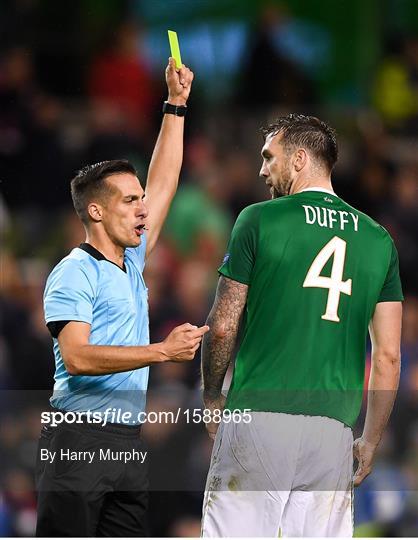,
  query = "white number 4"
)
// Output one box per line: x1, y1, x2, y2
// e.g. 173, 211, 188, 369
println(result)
303, 236, 352, 322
